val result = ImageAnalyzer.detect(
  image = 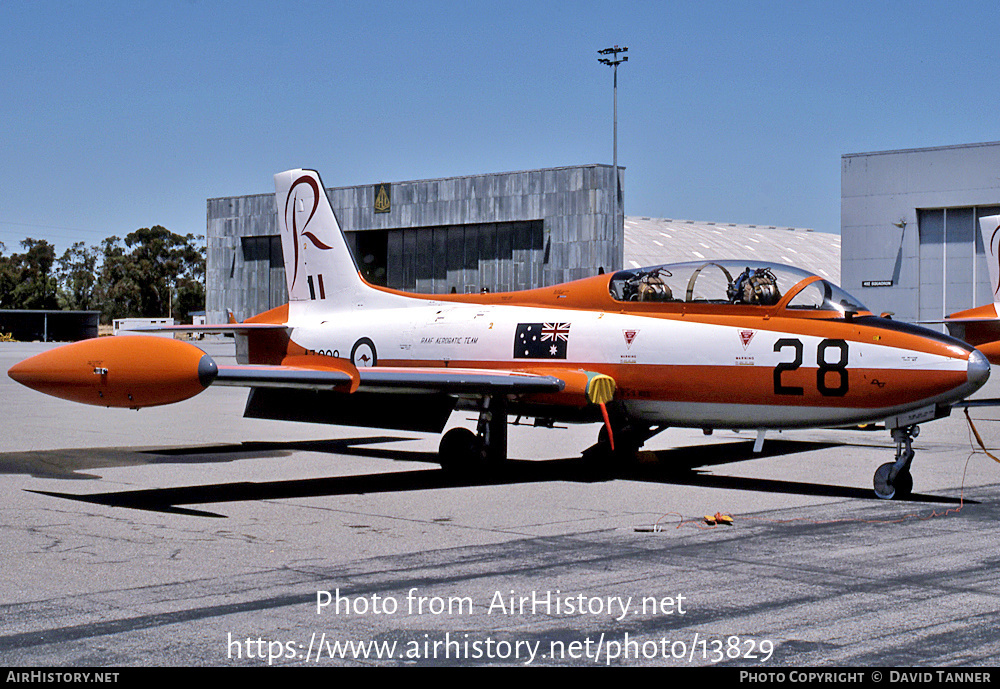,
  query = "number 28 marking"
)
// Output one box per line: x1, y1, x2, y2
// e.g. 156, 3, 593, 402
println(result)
773, 338, 849, 397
